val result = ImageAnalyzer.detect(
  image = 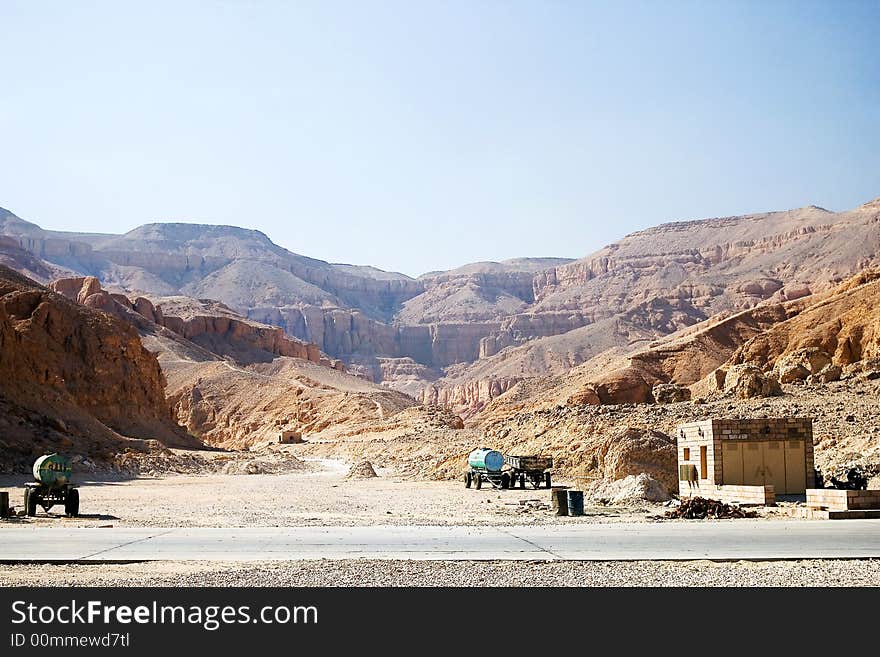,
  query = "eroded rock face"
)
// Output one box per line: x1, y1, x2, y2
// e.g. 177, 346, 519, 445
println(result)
6, 200, 880, 419
419, 377, 521, 418
0, 235, 74, 283
730, 270, 880, 384
50, 277, 339, 370
0, 265, 190, 468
